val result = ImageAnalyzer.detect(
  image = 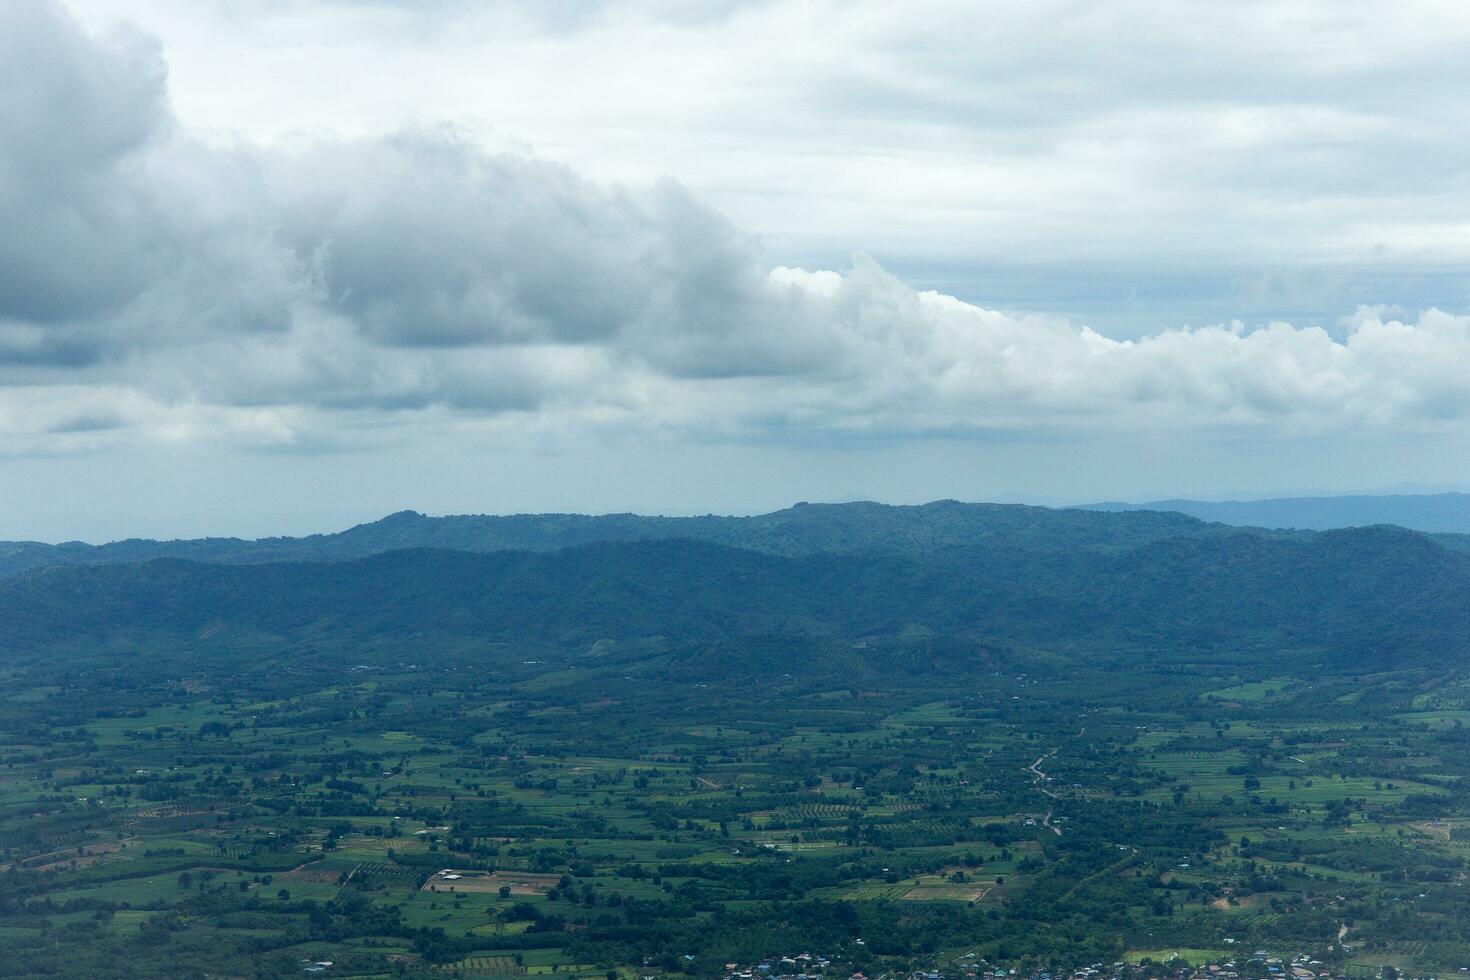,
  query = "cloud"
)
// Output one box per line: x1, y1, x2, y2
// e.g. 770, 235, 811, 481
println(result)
0, 0, 304, 374
3, 0, 1470, 457
0, 0, 167, 326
